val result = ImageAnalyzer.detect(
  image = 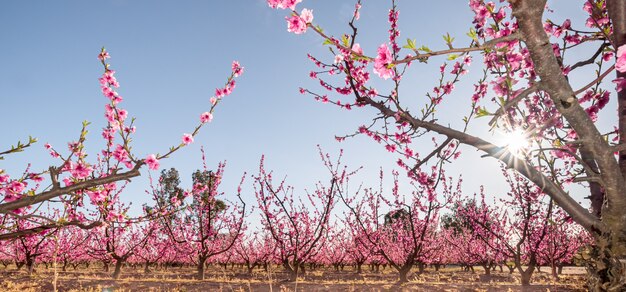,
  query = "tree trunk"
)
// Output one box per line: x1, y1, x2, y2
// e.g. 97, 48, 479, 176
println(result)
507, 265, 515, 274
398, 266, 411, 283
517, 262, 535, 286
26, 259, 35, 275
356, 263, 362, 274
551, 264, 558, 280
197, 256, 207, 280
103, 262, 109, 272
586, 245, 626, 291
288, 265, 298, 282
520, 270, 532, 286
482, 264, 491, 275
112, 260, 124, 279
417, 262, 425, 274
144, 262, 151, 274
